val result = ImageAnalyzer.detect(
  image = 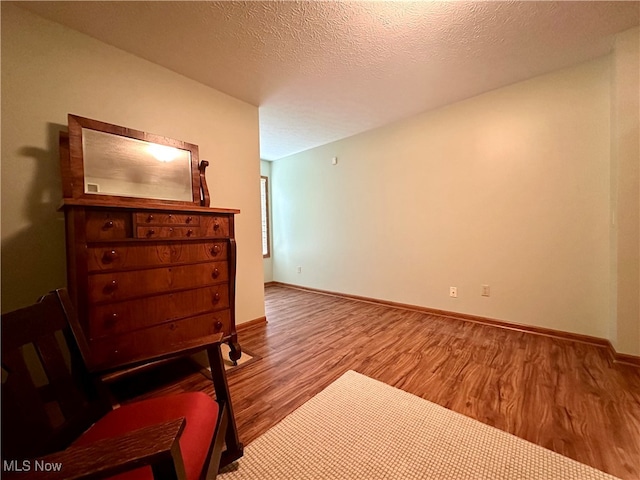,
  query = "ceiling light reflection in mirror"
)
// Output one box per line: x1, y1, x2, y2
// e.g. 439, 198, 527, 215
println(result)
146, 143, 182, 163
82, 129, 193, 201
